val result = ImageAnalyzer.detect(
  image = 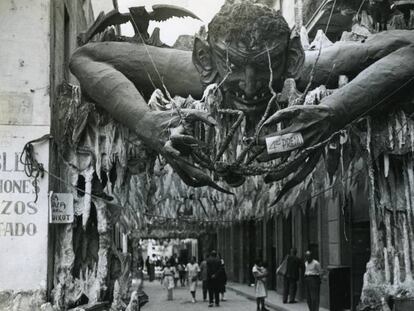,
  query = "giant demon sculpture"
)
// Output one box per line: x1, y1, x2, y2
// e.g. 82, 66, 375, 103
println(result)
70, 1, 414, 197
